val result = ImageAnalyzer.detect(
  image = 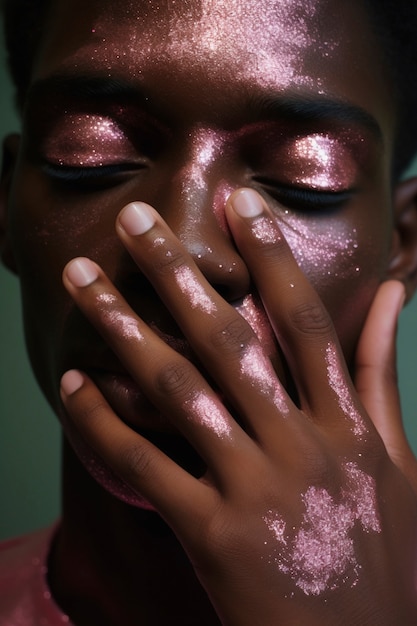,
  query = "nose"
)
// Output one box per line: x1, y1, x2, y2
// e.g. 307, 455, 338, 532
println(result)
152, 129, 252, 302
